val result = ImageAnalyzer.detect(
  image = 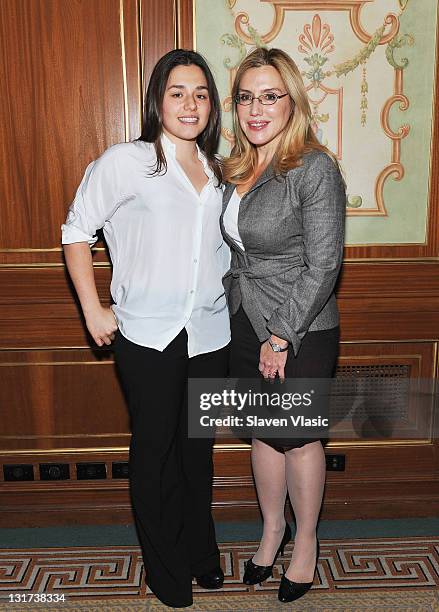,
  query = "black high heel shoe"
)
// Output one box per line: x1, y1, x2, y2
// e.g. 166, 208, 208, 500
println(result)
242, 523, 292, 585
278, 539, 320, 603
